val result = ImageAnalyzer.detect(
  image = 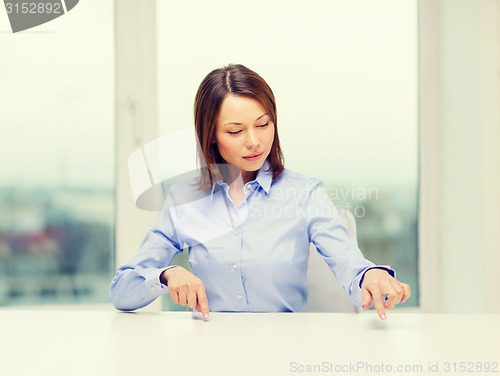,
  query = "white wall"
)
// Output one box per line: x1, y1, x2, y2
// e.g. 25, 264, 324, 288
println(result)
479, 0, 500, 314
419, 0, 500, 313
